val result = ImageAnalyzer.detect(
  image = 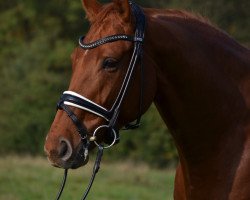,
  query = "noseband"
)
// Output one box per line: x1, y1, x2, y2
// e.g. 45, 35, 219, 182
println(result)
55, 1, 146, 200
